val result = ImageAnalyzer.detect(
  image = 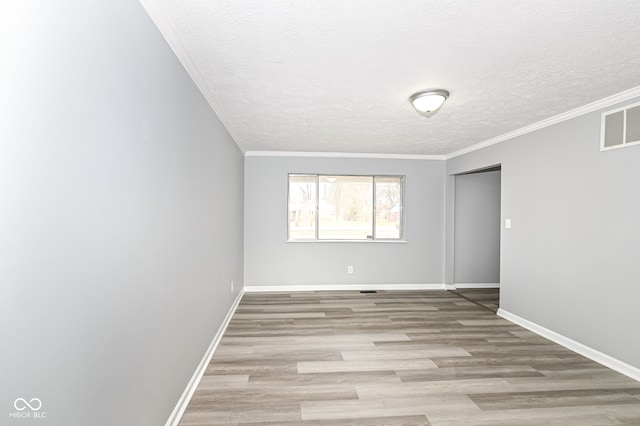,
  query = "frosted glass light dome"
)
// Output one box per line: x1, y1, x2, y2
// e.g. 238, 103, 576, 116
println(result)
409, 89, 449, 118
